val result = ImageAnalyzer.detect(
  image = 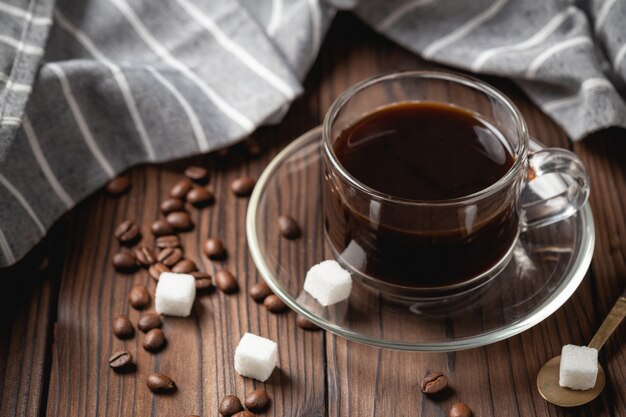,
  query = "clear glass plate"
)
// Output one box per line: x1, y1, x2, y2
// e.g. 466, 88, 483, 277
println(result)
246, 127, 595, 351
